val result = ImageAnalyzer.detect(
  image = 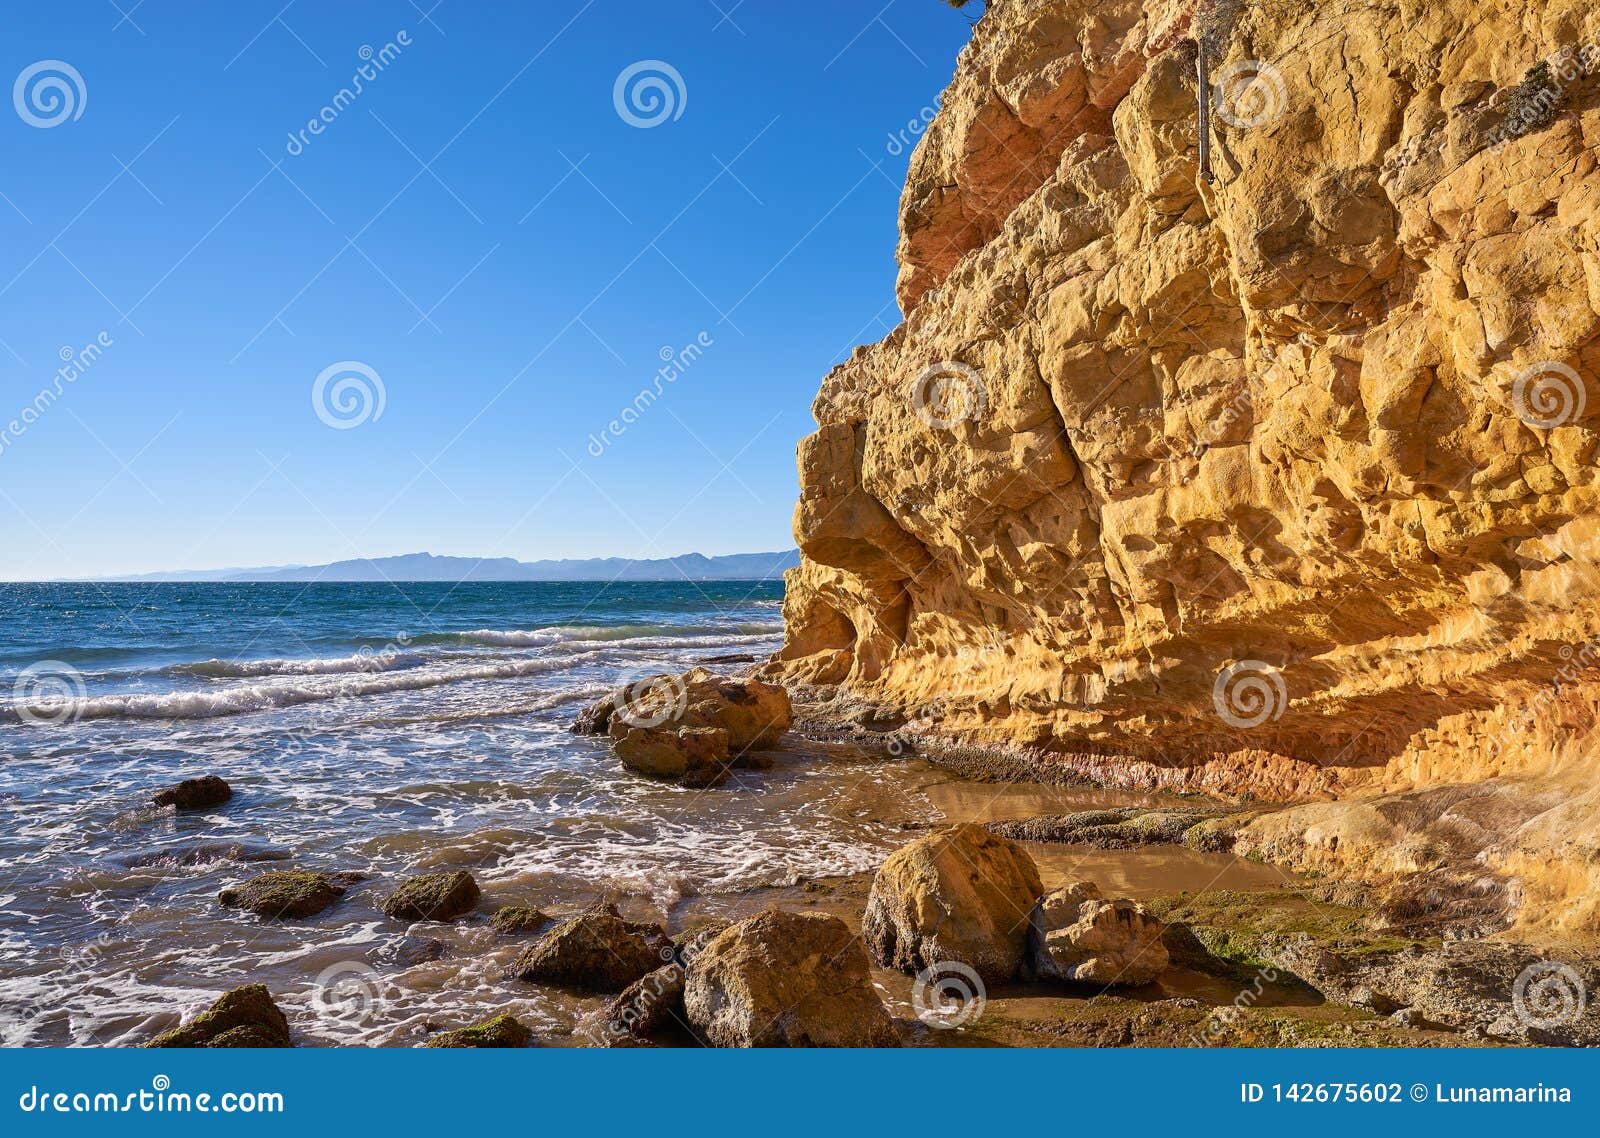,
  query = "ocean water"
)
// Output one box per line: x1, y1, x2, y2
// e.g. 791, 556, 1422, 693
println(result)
0, 580, 944, 1046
